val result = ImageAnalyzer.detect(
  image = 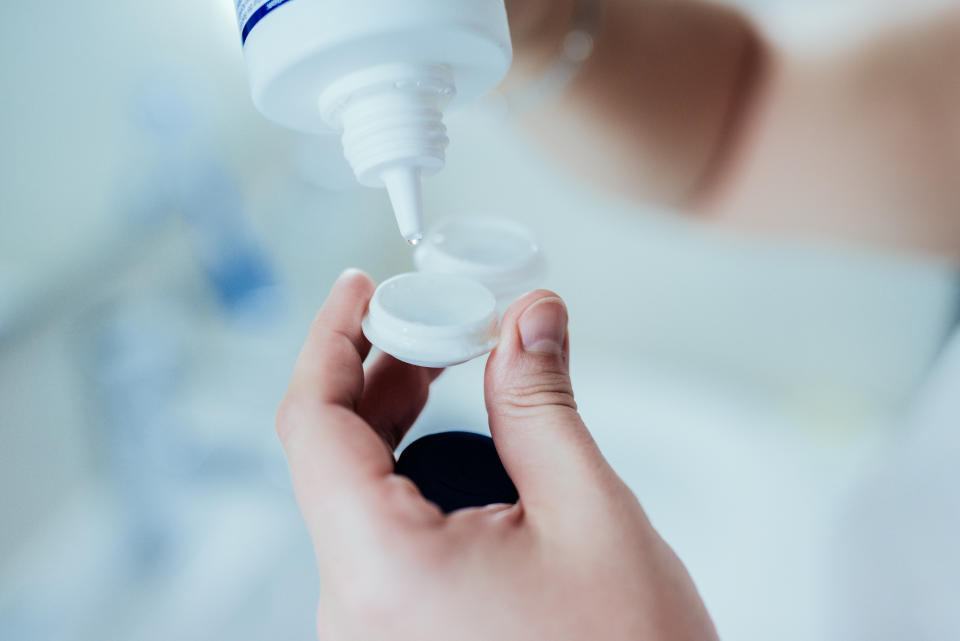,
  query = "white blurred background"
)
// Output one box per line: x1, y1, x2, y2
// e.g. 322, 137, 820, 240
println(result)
1, 1, 958, 640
